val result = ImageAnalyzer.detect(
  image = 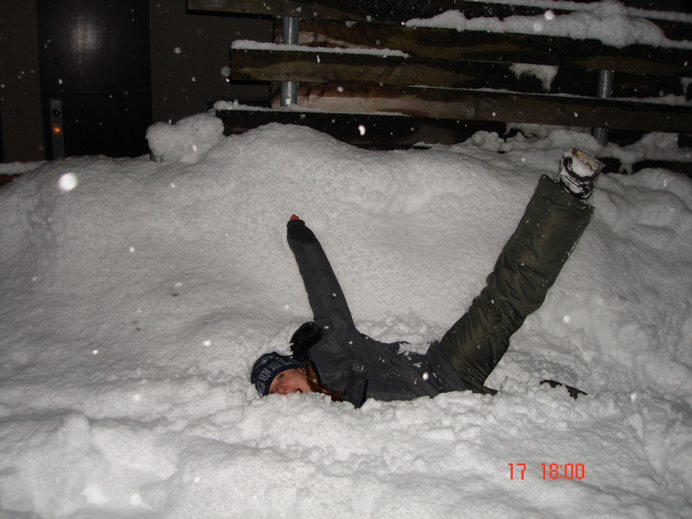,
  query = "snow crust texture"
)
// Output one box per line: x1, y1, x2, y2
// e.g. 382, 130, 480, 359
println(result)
0, 121, 691, 518
406, 0, 692, 49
